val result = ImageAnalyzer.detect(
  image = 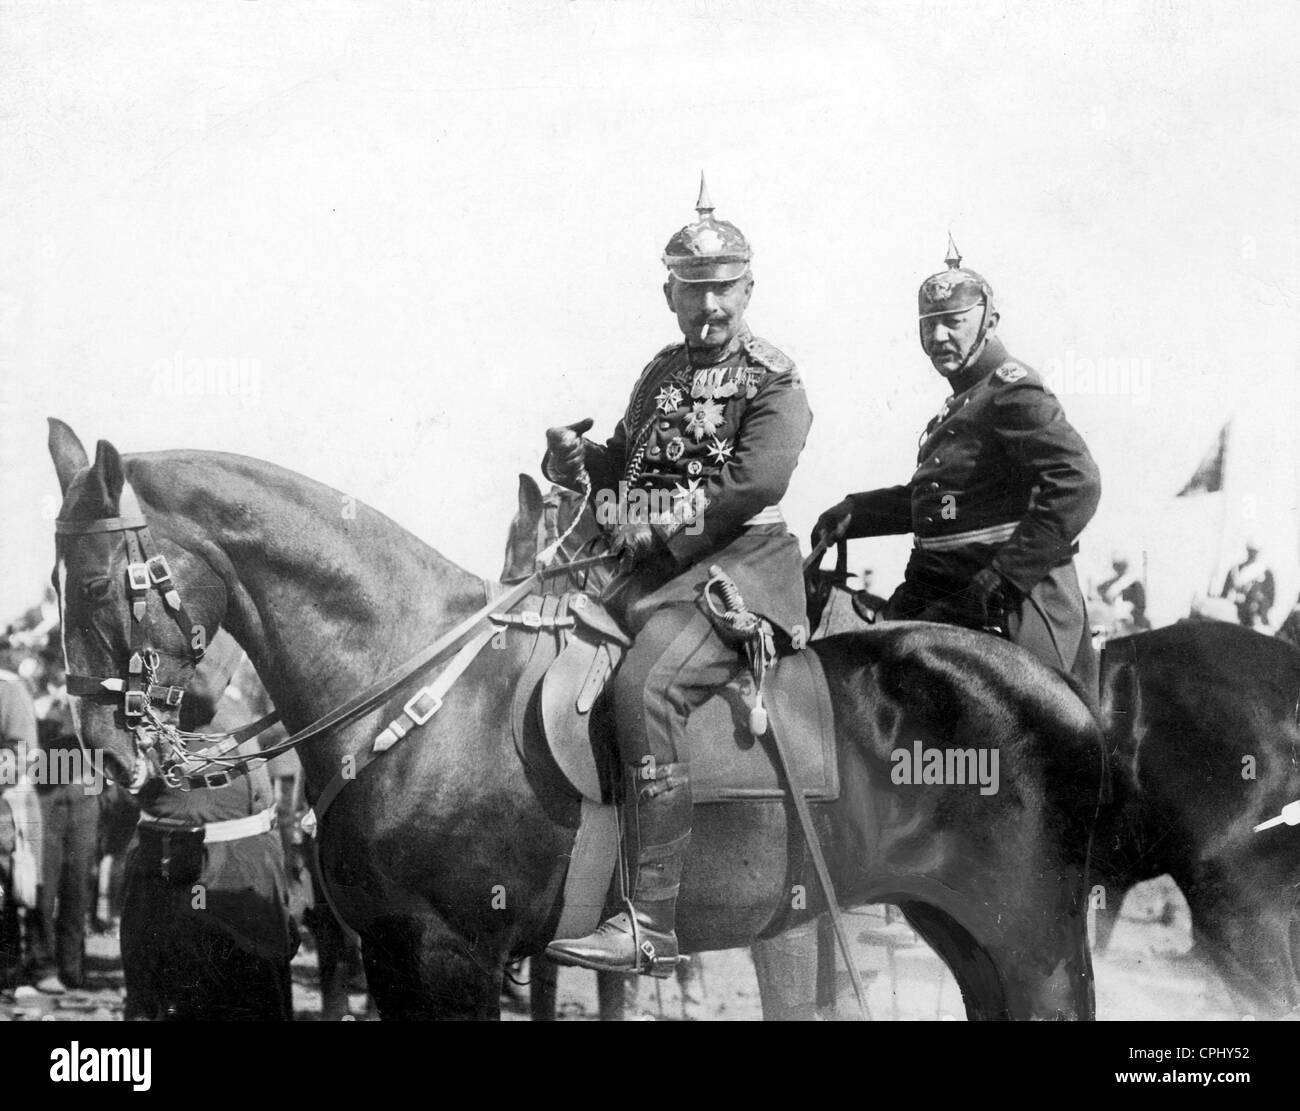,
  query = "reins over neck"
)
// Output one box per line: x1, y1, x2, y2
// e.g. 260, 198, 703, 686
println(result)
58, 478, 613, 791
